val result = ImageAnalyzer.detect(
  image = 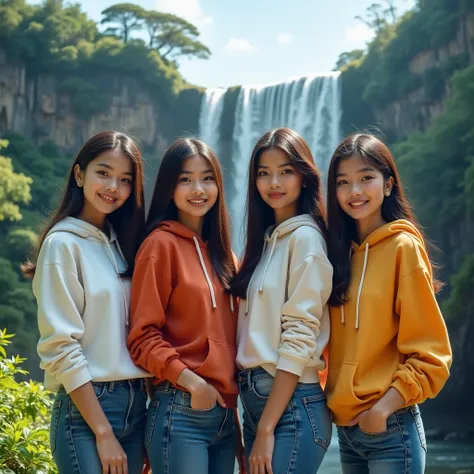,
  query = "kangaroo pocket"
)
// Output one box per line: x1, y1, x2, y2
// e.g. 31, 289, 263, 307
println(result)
326, 361, 364, 424
195, 337, 237, 392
